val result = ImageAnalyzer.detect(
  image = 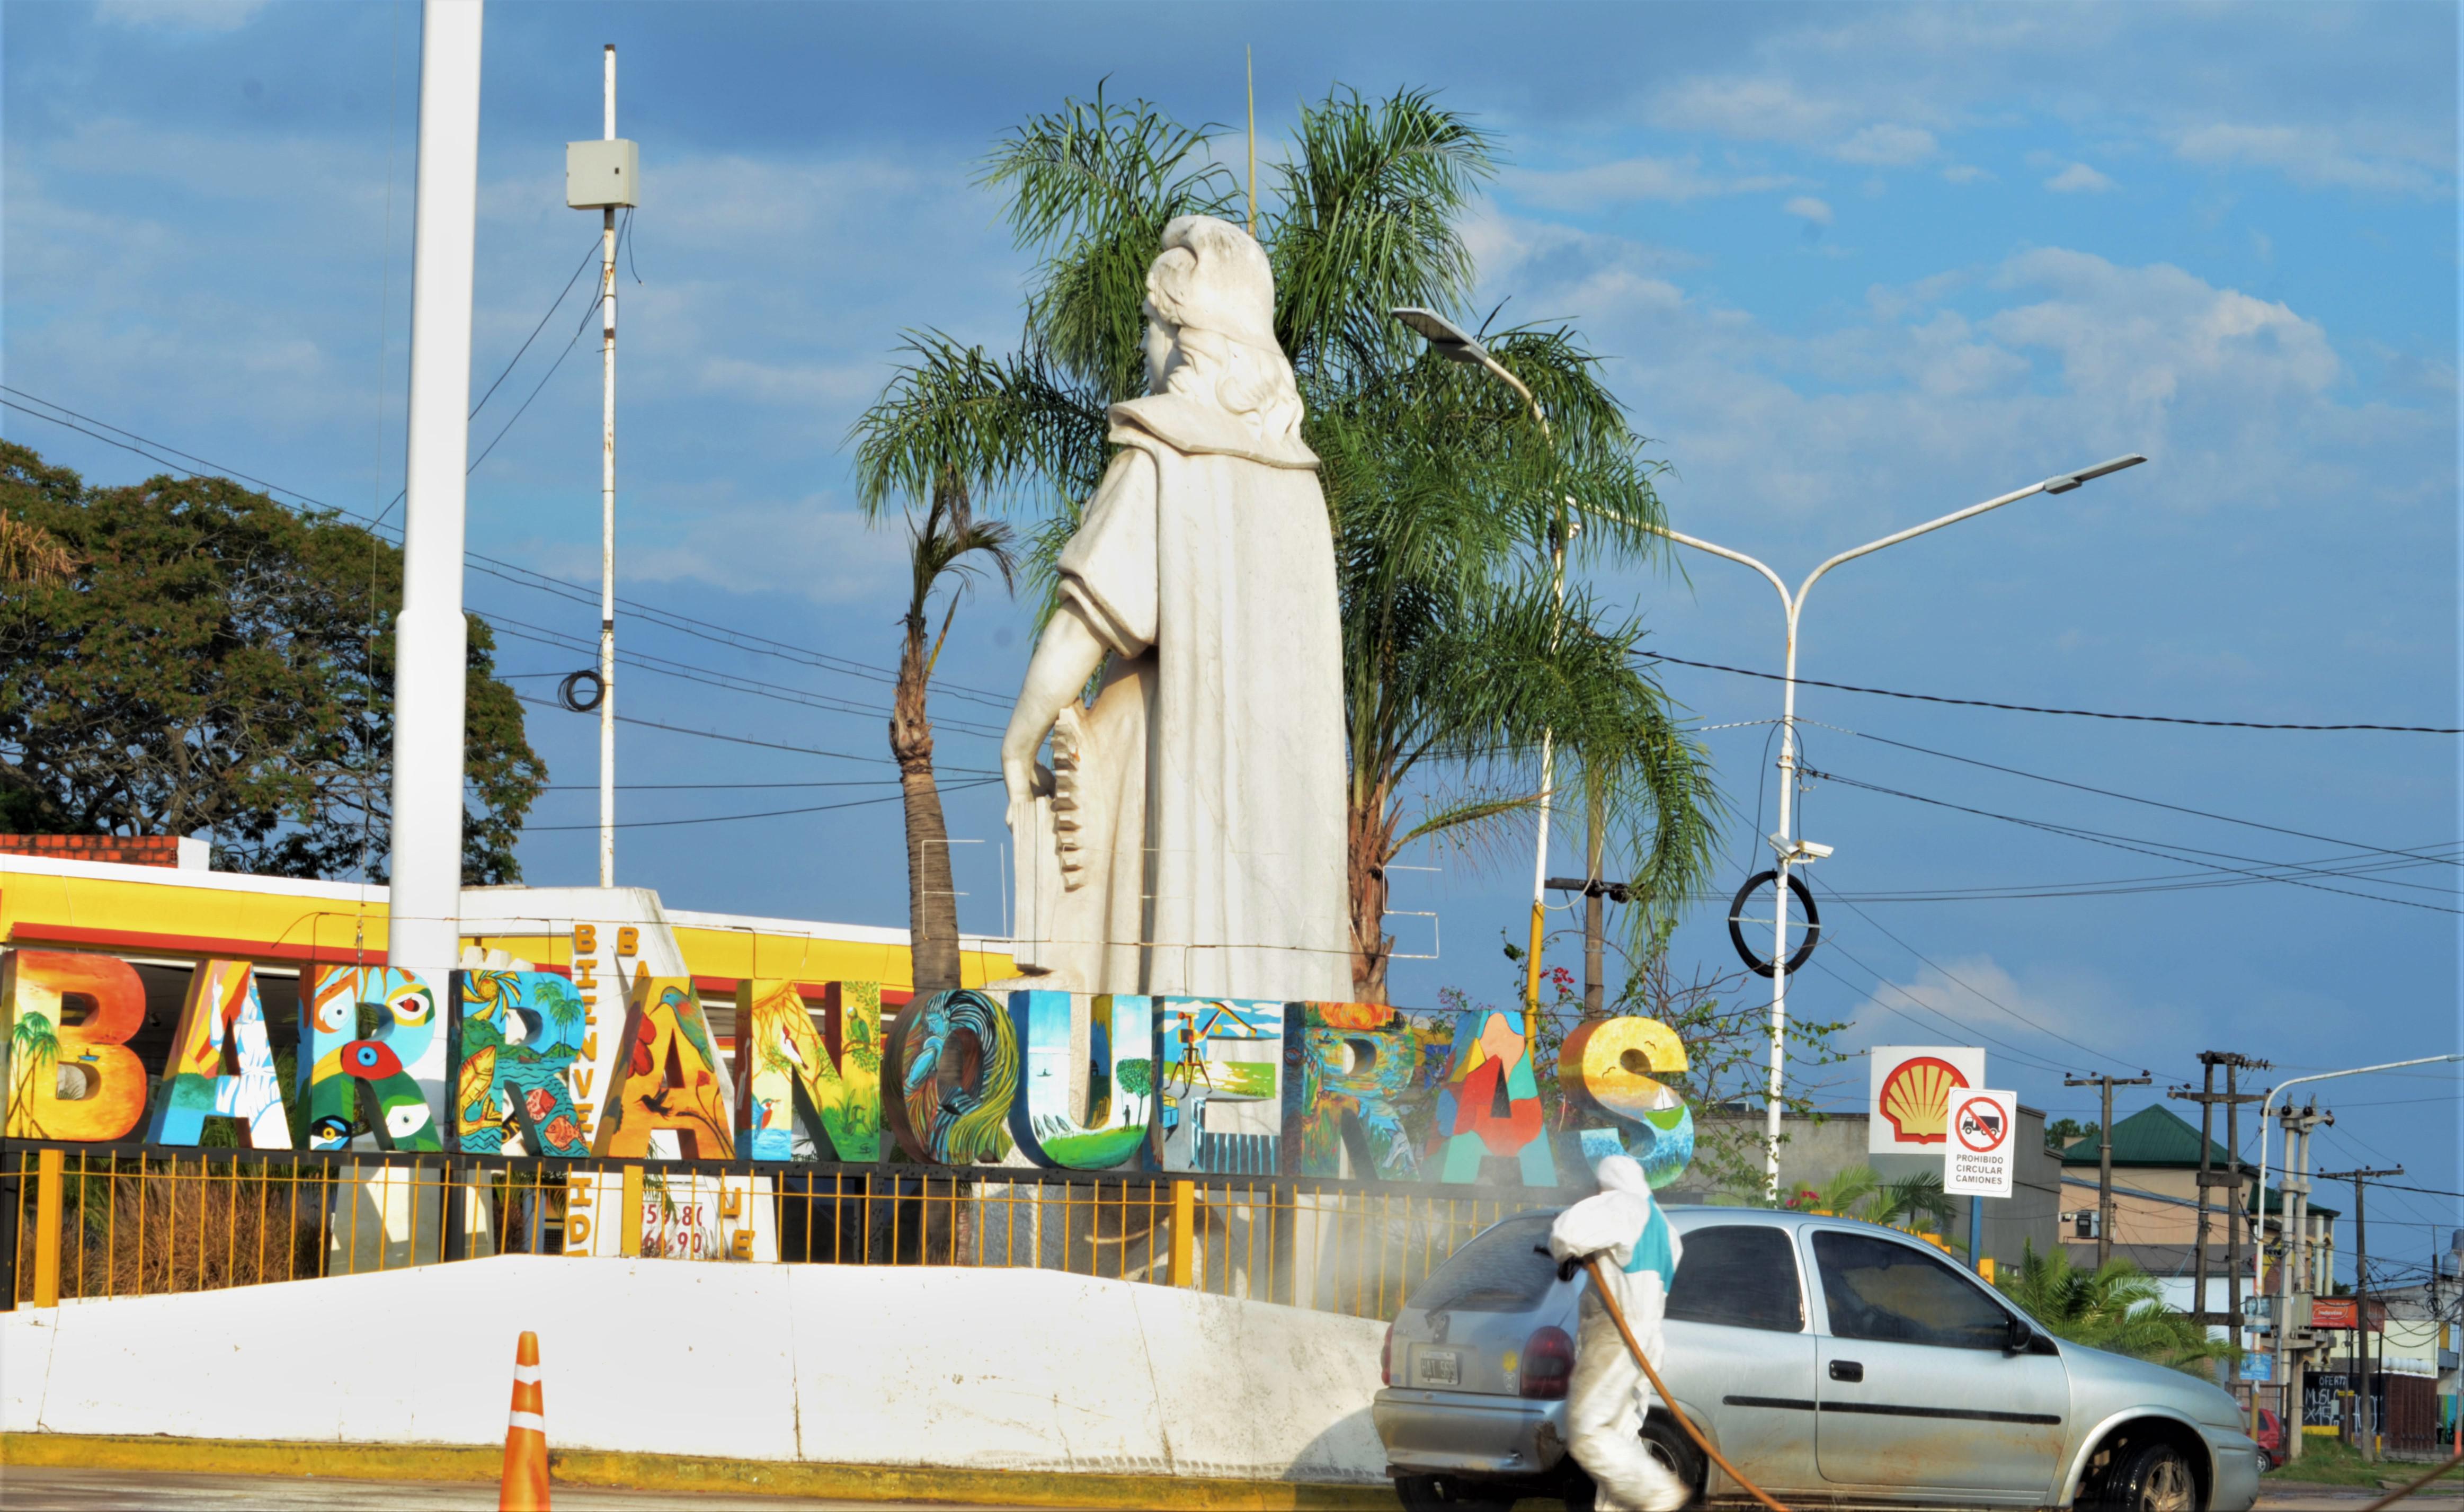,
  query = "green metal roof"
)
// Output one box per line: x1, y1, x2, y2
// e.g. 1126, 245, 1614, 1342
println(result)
2059, 1104, 2250, 1170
